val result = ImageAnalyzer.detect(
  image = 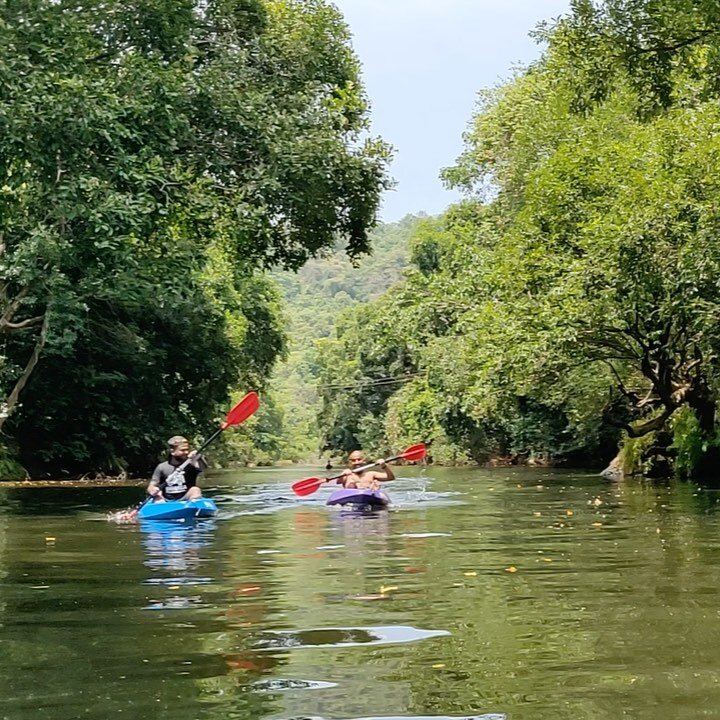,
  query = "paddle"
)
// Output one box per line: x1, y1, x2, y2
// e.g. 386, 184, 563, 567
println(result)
117, 392, 260, 521
291, 443, 427, 497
